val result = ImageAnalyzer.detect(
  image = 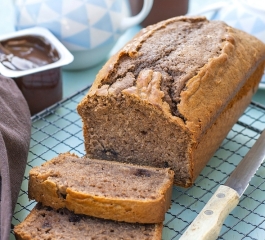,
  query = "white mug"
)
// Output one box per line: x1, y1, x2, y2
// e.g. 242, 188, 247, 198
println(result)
14, 0, 153, 70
